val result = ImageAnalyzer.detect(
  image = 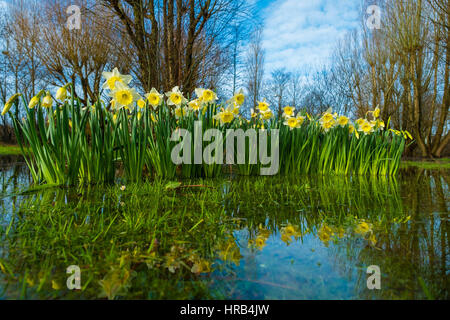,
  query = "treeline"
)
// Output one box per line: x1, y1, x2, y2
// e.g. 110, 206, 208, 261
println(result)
254, 0, 448, 158
0, 0, 254, 141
